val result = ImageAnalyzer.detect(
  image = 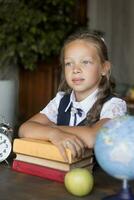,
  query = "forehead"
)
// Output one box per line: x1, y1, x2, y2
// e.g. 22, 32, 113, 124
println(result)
64, 39, 99, 58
